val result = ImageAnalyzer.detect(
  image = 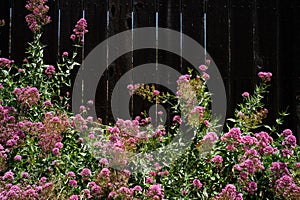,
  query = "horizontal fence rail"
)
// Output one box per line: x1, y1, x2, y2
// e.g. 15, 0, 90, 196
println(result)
0, 0, 299, 139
